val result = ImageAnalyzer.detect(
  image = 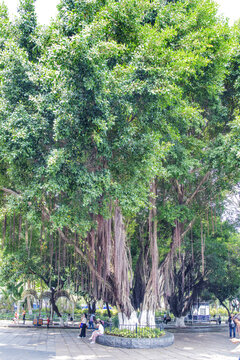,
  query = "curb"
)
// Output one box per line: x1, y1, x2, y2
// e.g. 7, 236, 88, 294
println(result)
166, 325, 227, 333
96, 332, 174, 349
